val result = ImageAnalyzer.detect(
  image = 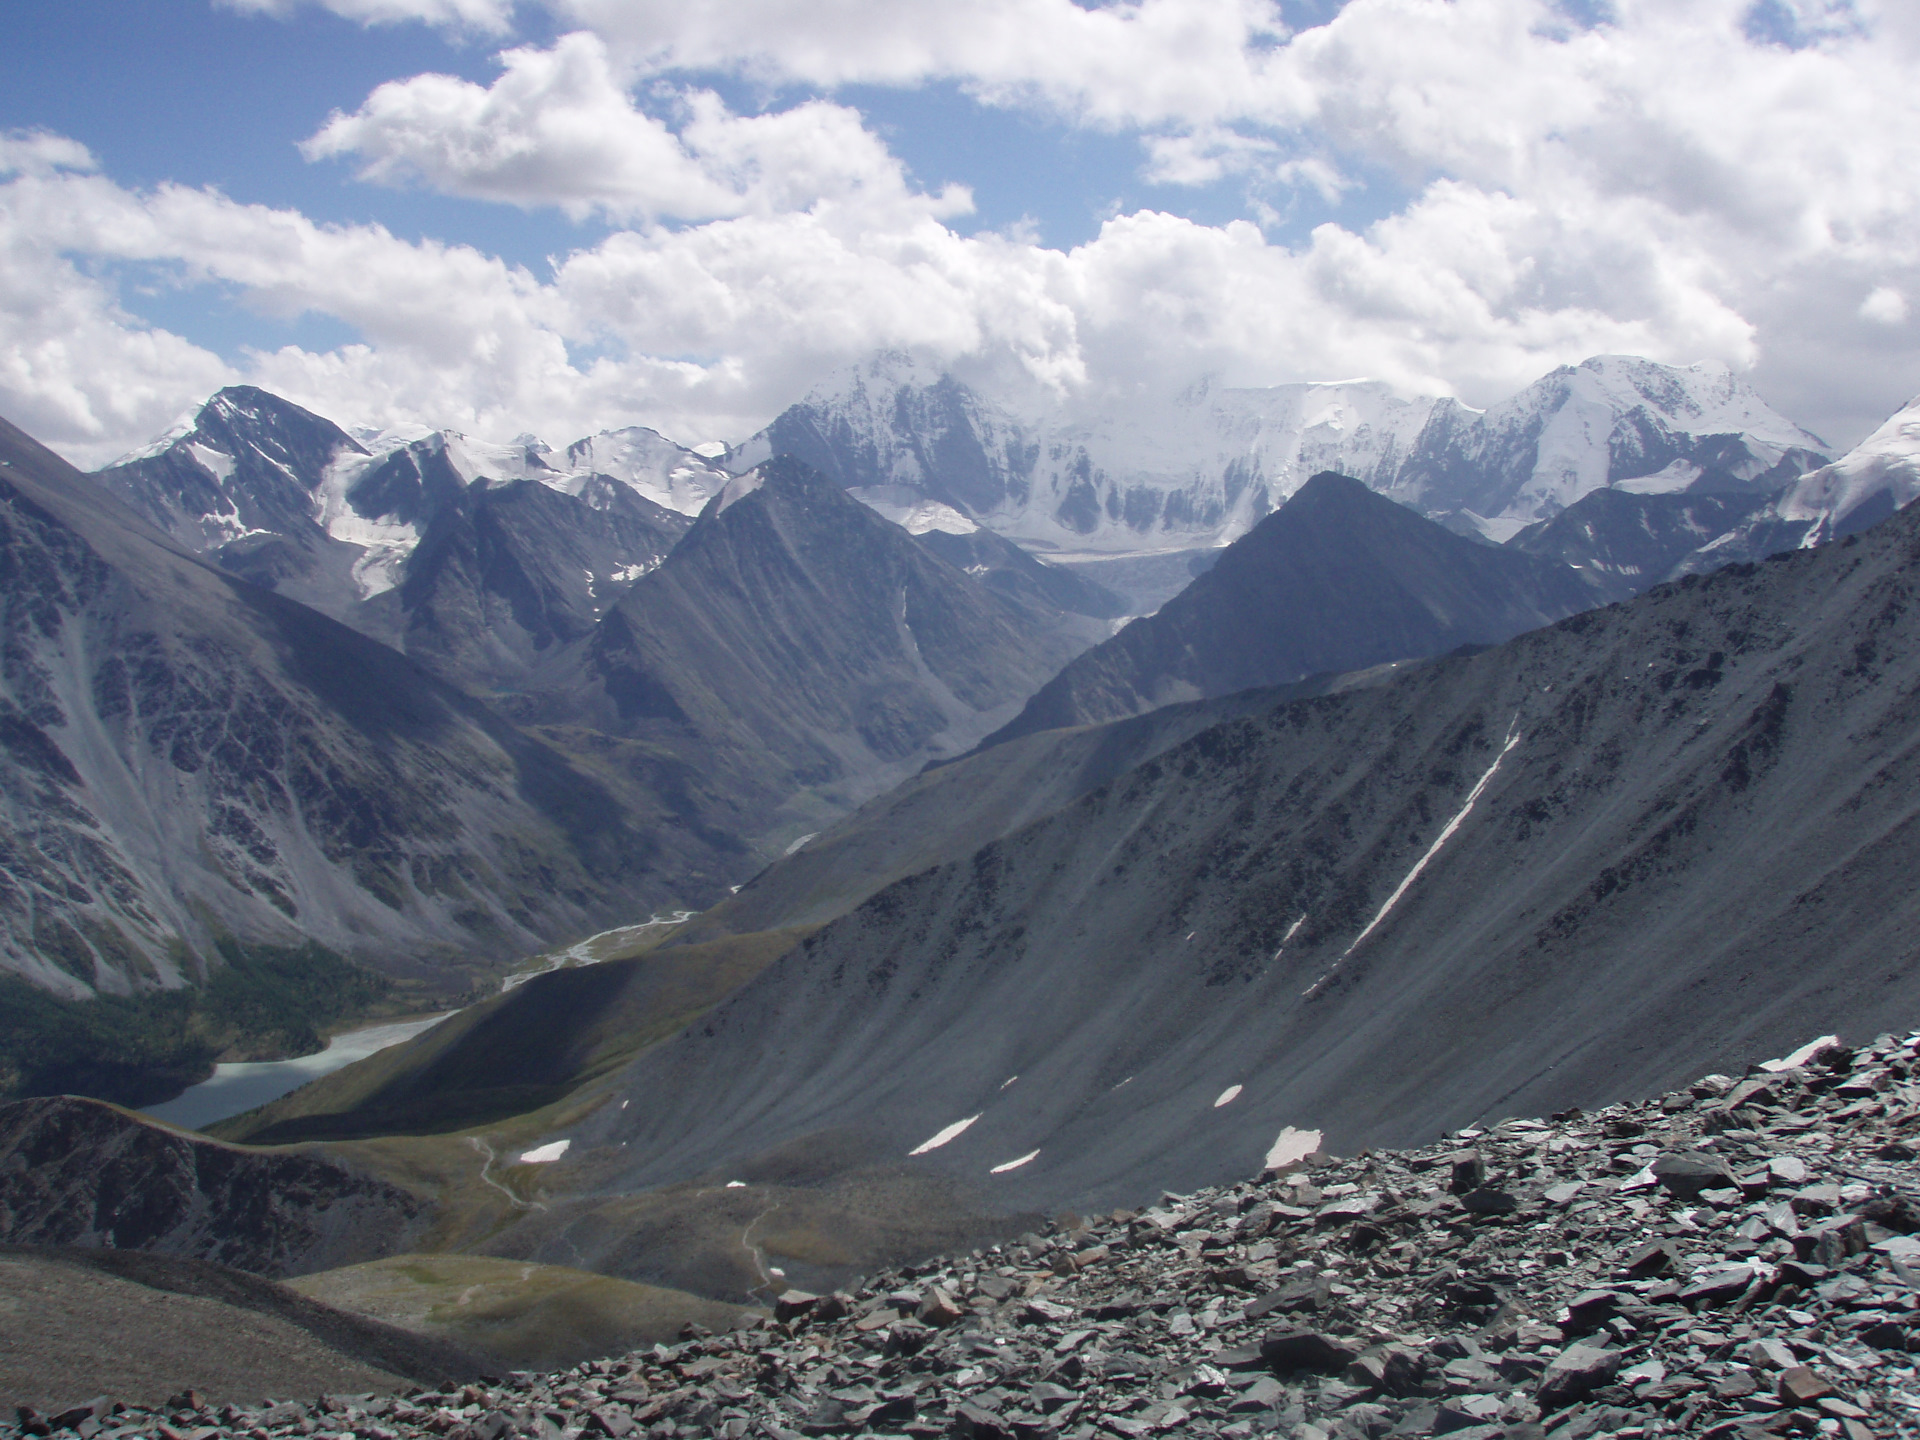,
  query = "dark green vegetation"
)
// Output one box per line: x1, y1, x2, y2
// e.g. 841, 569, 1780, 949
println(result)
0, 940, 388, 1106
